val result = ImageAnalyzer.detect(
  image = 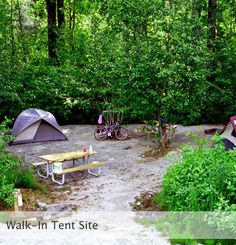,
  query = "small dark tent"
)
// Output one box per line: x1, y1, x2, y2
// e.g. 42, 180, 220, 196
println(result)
220, 115, 236, 151
11, 108, 67, 145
